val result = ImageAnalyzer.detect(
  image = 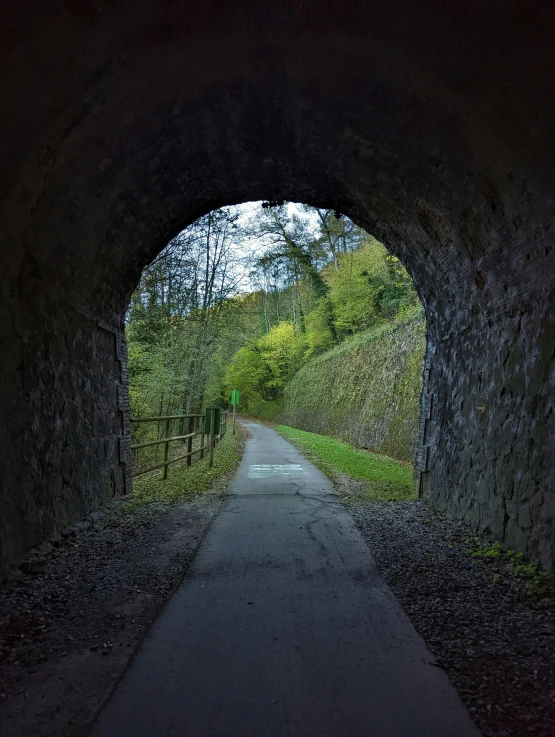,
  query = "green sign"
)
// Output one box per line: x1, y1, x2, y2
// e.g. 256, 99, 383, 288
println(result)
230, 389, 240, 406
